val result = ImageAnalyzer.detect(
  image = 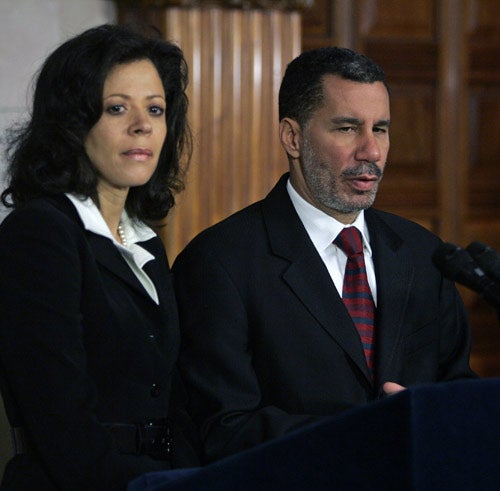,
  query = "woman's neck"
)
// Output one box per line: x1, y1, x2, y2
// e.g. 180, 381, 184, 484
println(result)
97, 184, 129, 244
